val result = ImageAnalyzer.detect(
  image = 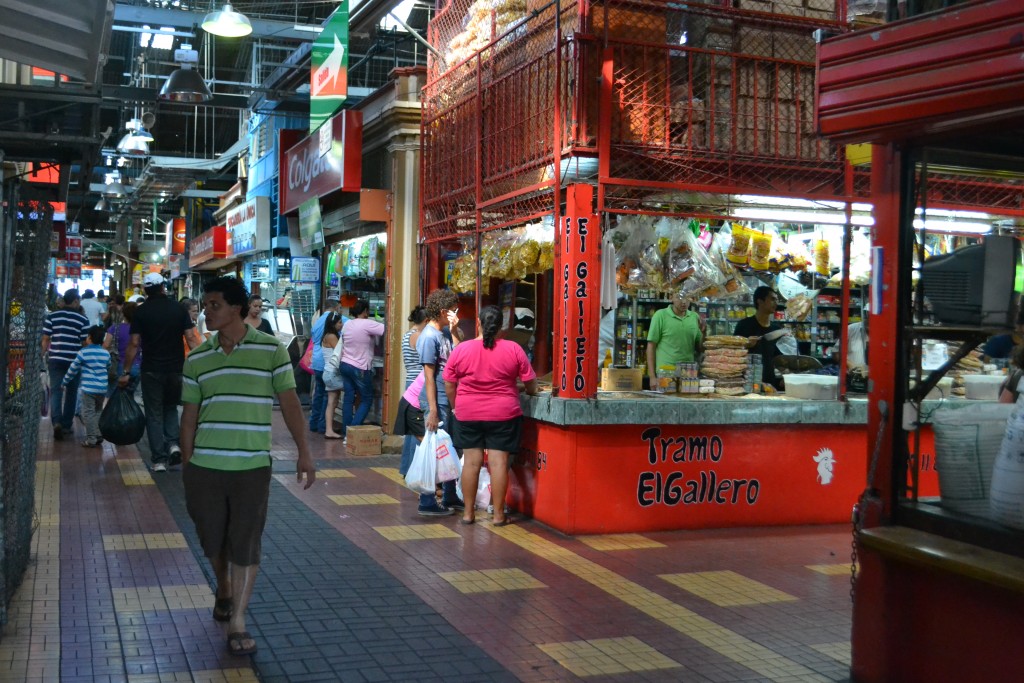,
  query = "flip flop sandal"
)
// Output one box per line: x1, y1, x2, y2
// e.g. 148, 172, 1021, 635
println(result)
492, 519, 512, 527
460, 518, 475, 525
213, 598, 233, 622
227, 631, 257, 656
